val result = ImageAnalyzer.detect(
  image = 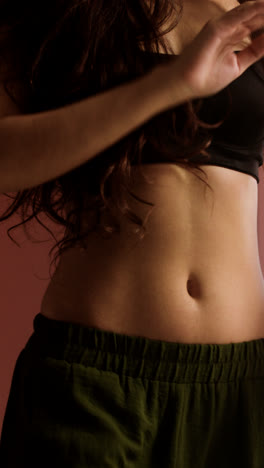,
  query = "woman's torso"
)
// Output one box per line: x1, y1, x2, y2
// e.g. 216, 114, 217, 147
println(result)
40, 0, 264, 344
